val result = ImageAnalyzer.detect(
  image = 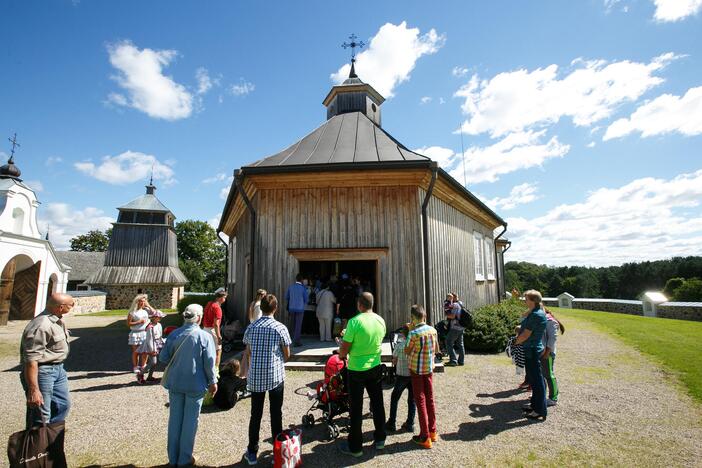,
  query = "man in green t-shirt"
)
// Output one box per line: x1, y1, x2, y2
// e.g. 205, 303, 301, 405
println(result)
337, 292, 386, 457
